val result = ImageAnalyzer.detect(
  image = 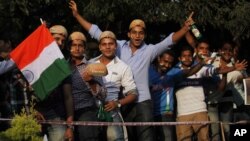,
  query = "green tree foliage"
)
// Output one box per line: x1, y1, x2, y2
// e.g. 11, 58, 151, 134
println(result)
0, 0, 249, 44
